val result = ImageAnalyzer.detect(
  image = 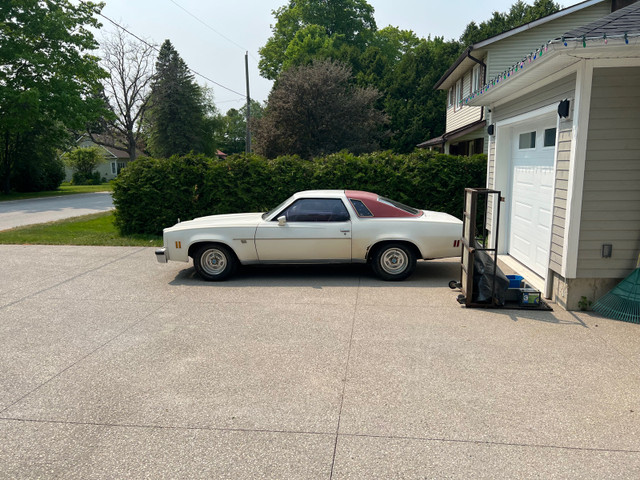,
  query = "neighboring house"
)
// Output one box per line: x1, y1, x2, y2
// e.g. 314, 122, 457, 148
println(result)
418, 0, 617, 155
464, 1, 640, 310
64, 134, 131, 182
